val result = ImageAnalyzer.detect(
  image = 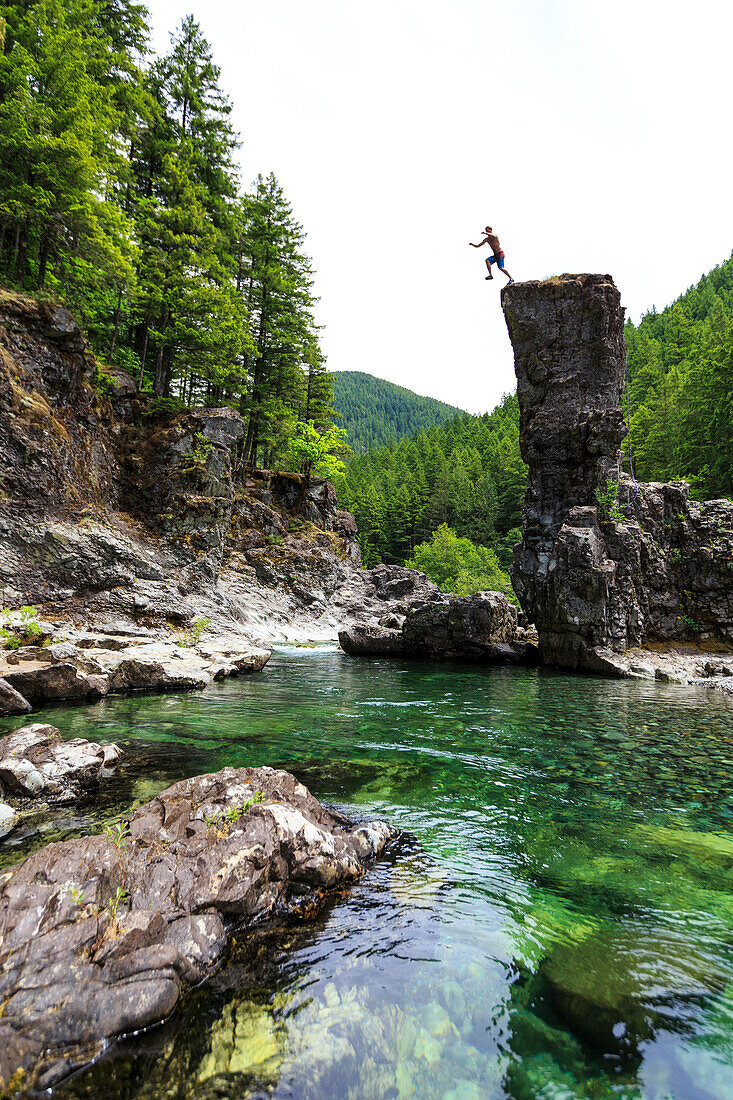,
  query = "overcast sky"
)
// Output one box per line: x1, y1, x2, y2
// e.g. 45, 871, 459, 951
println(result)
147, 0, 733, 413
